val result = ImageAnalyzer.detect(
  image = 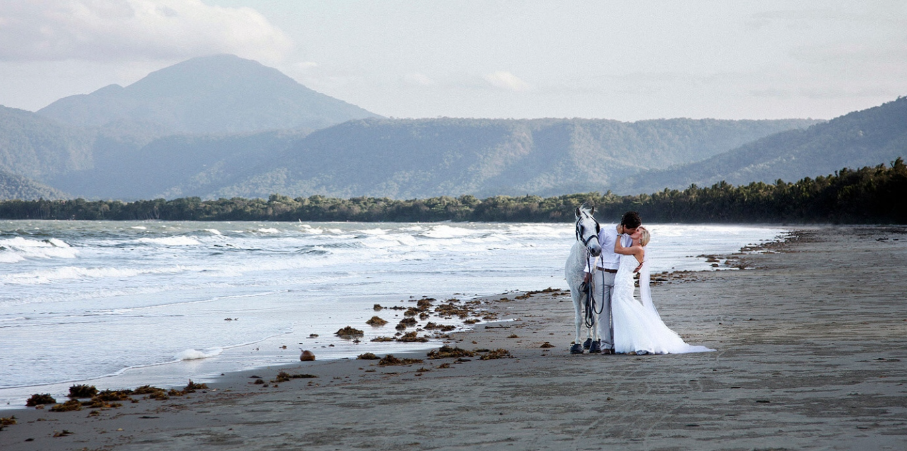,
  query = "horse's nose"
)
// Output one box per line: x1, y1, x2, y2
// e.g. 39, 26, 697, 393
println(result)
590, 245, 601, 257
